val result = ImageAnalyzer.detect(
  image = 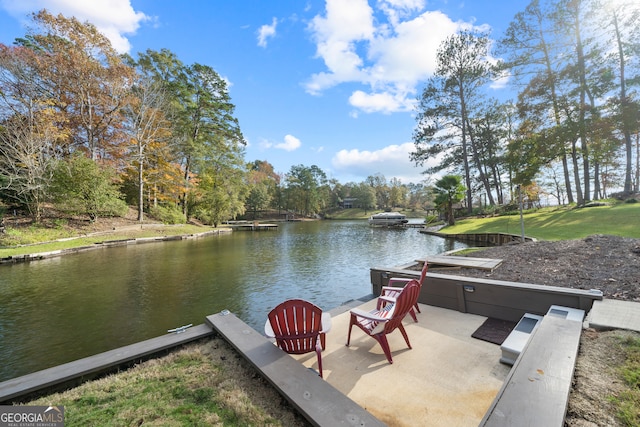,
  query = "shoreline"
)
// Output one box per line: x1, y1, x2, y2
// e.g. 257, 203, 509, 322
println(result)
0, 226, 231, 265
